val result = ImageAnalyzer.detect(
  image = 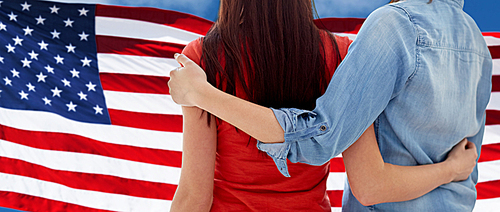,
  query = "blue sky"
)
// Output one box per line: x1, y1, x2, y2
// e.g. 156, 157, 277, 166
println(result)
48, 0, 500, 32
